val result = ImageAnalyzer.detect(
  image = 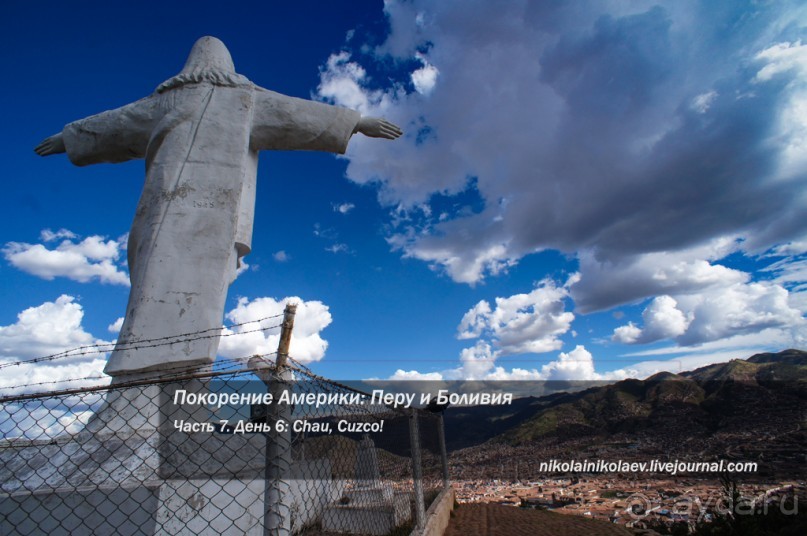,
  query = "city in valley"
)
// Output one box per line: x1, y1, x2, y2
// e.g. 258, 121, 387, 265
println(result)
451, 476, 803, 529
